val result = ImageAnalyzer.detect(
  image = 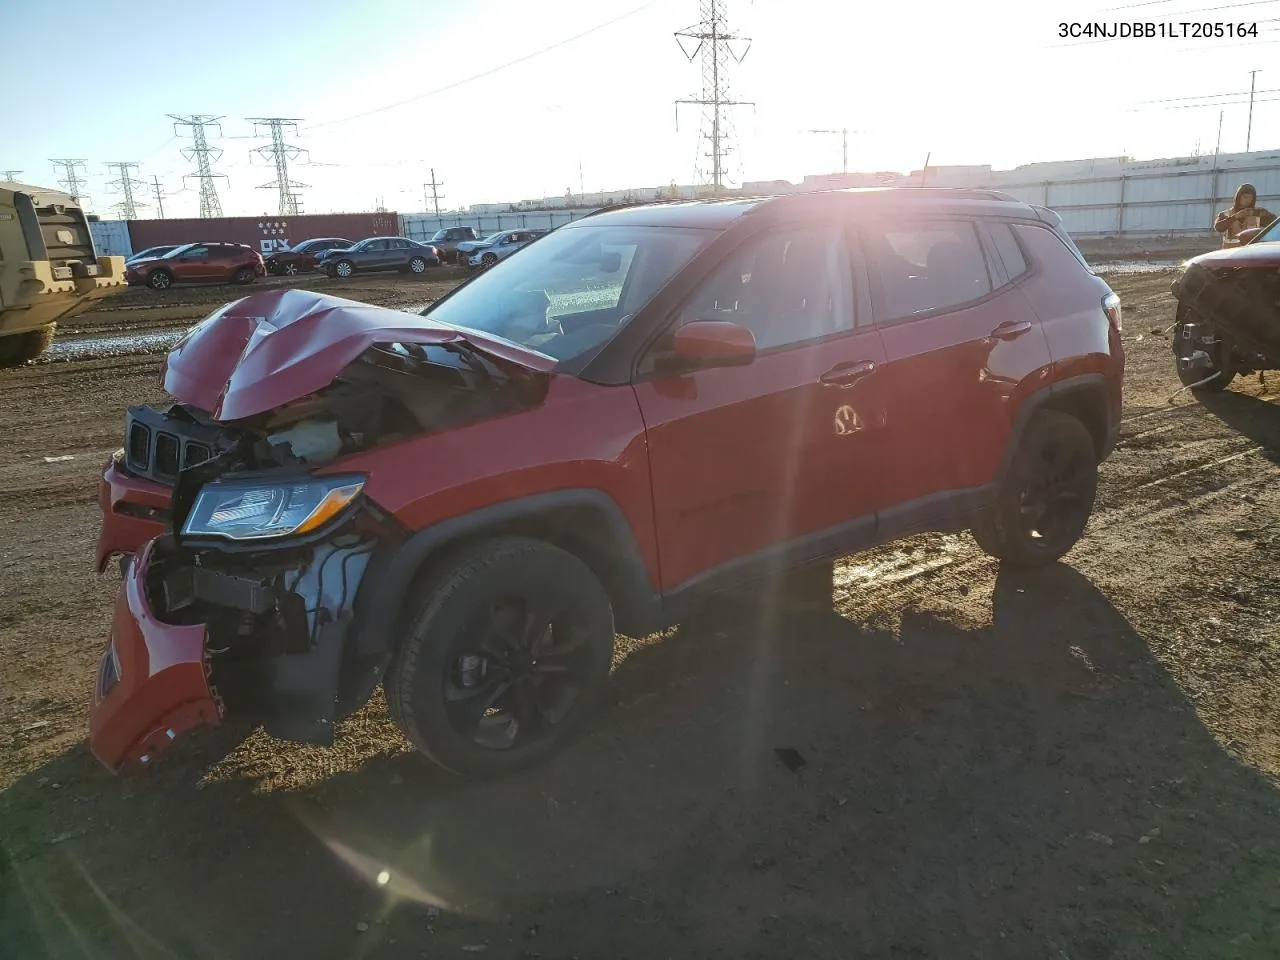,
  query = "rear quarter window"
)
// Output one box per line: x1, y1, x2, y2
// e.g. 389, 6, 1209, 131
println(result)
988, 222, 1029, 280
